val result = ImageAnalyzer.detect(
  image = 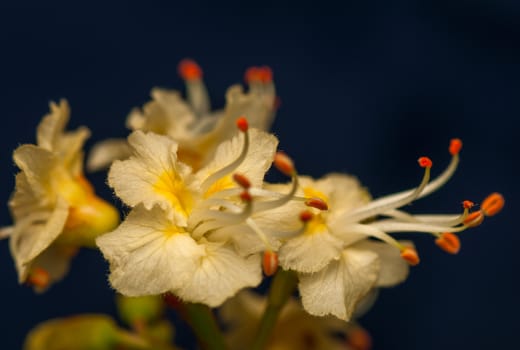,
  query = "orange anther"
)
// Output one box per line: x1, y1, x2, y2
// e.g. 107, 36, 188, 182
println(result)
347, 326, 372, 350
401, 247, 420, 266
244, 66, 262, 83
236, 116, 249, 132
305, 197, 329, 211
418, 157, 433, 168
463, 211, 484, 227
449, 138, 463, 156
263, 250, 278, 276
481, 192, 504, 217
258, 66, 273, 83
274, 152, 295, 176
27, 267, 50, 289
299, 210, 314, 222
240, 190, 252, 202
462, 200, 475, 209
233, 173, 251, 189
435, 232, 461, 254
178, 59, 202, 80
